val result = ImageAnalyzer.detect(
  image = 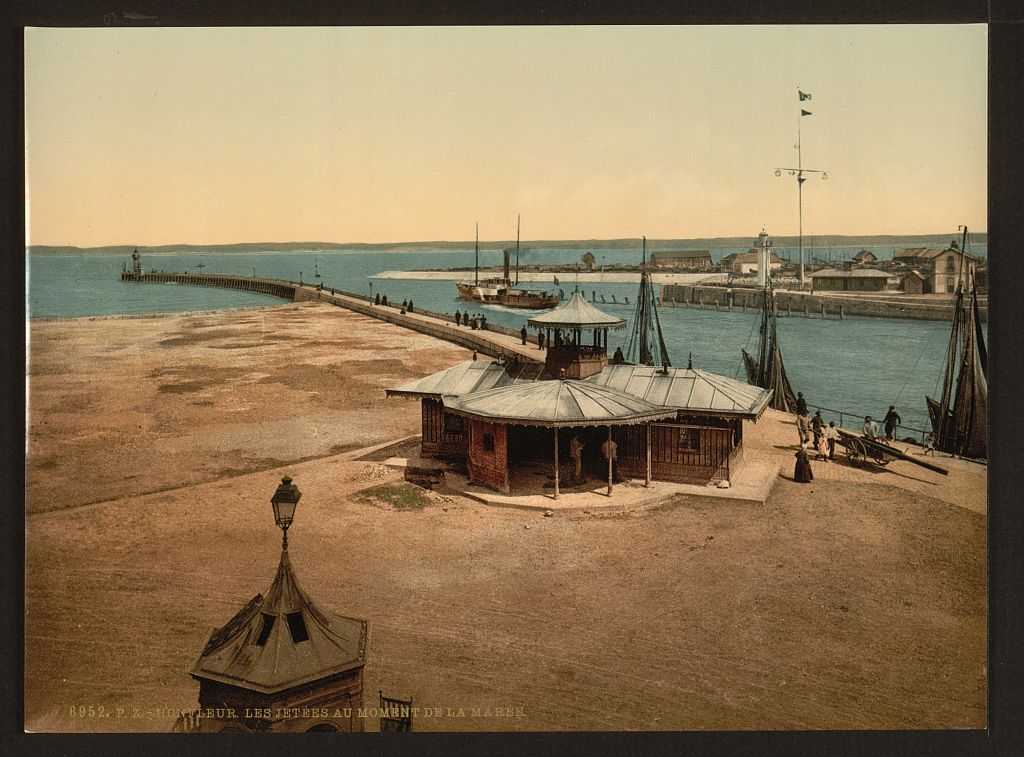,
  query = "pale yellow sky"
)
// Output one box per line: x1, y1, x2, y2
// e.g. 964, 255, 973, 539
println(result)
25, 25, 987, 246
